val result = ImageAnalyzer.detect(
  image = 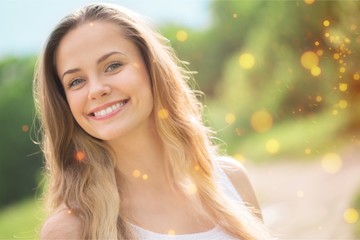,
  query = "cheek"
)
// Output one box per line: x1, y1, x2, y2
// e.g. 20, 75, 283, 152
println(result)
66, 93, 86, 119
